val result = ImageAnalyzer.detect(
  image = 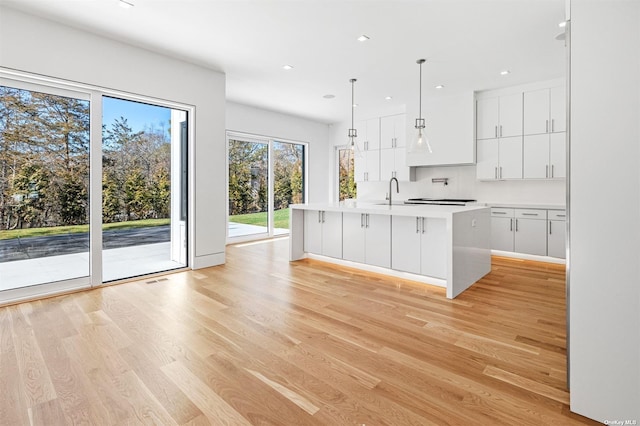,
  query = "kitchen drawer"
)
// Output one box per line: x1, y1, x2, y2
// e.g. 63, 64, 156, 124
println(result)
548, 210, 566, 220
515, 209, 547, 220
491, 208, 515, 217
